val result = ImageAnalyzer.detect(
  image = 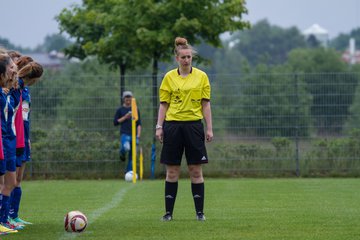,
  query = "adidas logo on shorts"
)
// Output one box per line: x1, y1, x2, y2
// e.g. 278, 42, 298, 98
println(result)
201, 156, 207, 161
